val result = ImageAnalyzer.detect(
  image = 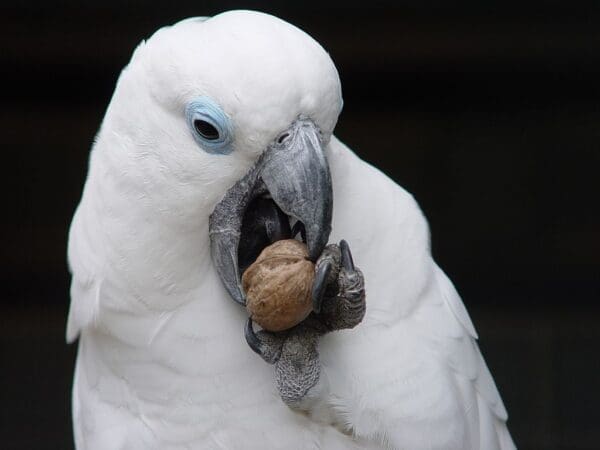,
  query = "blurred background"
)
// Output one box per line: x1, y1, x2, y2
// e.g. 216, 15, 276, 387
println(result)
2, 1, 599, 449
